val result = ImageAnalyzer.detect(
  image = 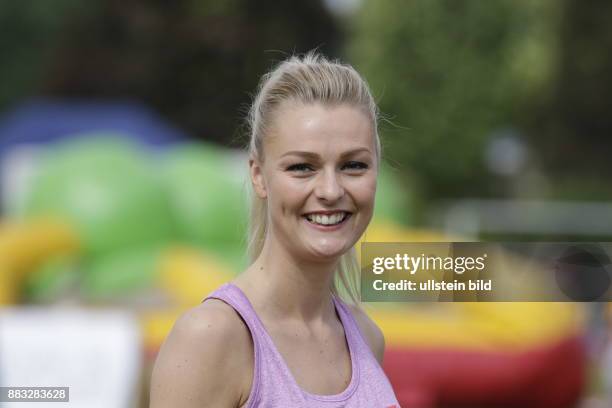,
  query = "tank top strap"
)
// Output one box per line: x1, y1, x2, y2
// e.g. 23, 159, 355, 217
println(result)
202, 282, 270, 347
202, 283, 281, 349
203, 284, 251, 325
202, 283, 264, 407
331, 296, 372, 359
